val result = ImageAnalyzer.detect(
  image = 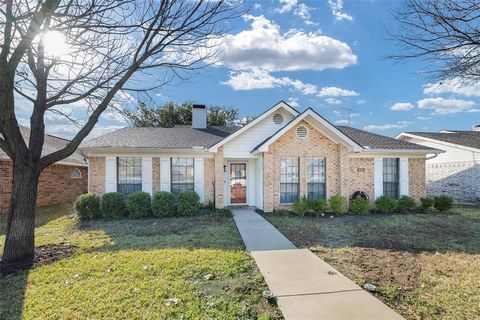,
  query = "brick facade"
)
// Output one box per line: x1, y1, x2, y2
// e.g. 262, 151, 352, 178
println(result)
0, 160, 88, 213
409, 158, 427, 201
88, 157, 105, 195
347, 157, 375, 200
204, 157, 215, 205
